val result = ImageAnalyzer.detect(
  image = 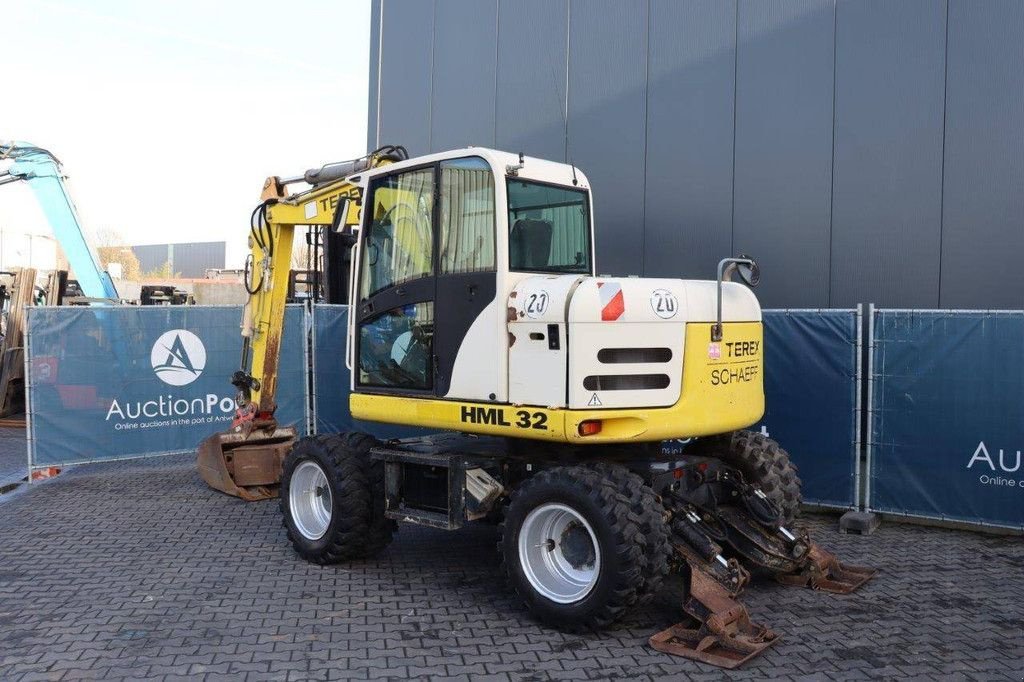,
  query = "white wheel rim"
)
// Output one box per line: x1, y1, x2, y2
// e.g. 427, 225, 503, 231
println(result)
518, 503, 601, 603
289, 461, 332, 540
